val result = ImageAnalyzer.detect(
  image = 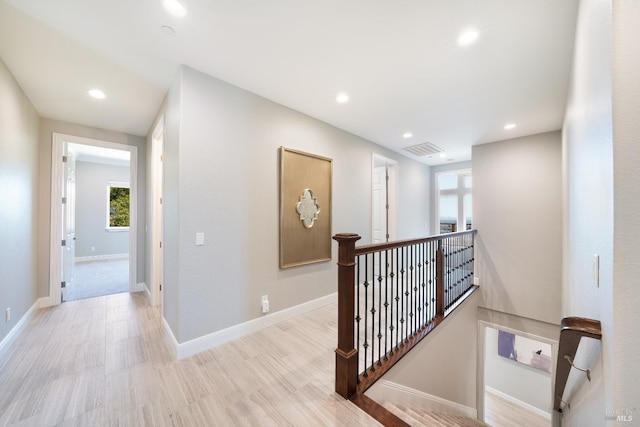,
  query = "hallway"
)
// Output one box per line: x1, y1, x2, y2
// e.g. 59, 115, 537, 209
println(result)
0, 293, 380, 426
